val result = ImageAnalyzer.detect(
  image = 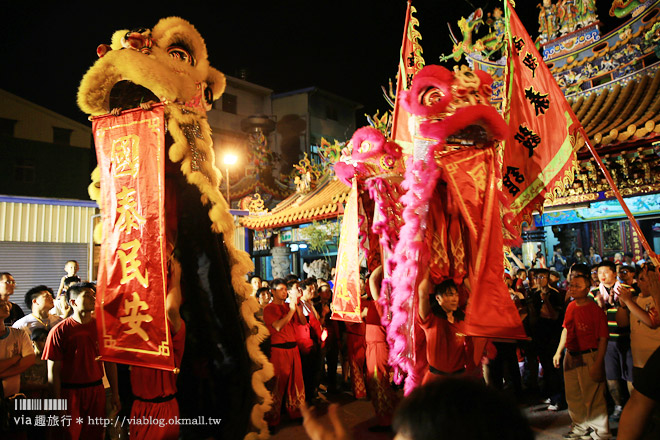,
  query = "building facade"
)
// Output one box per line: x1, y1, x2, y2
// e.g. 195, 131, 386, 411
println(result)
0, 89, 97, 292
